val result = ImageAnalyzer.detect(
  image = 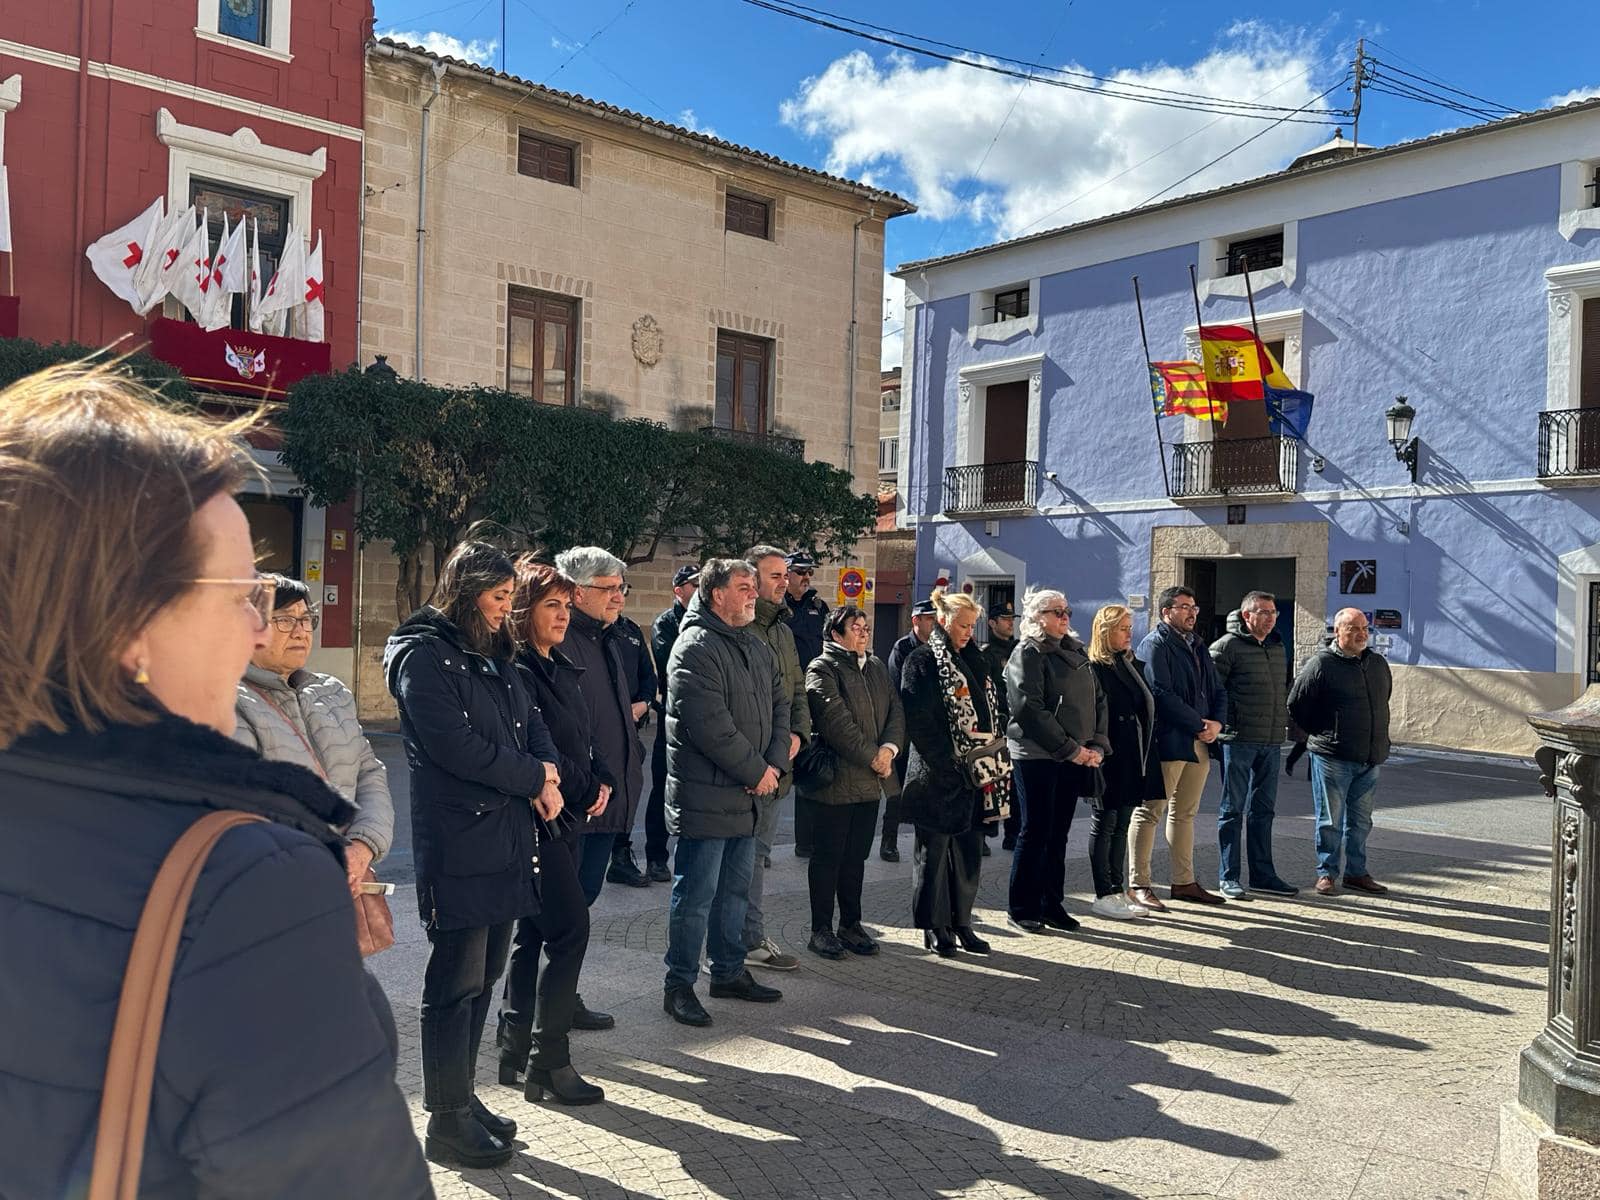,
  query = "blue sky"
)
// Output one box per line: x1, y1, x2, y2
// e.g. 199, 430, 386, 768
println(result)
372, 0, 1600, 364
